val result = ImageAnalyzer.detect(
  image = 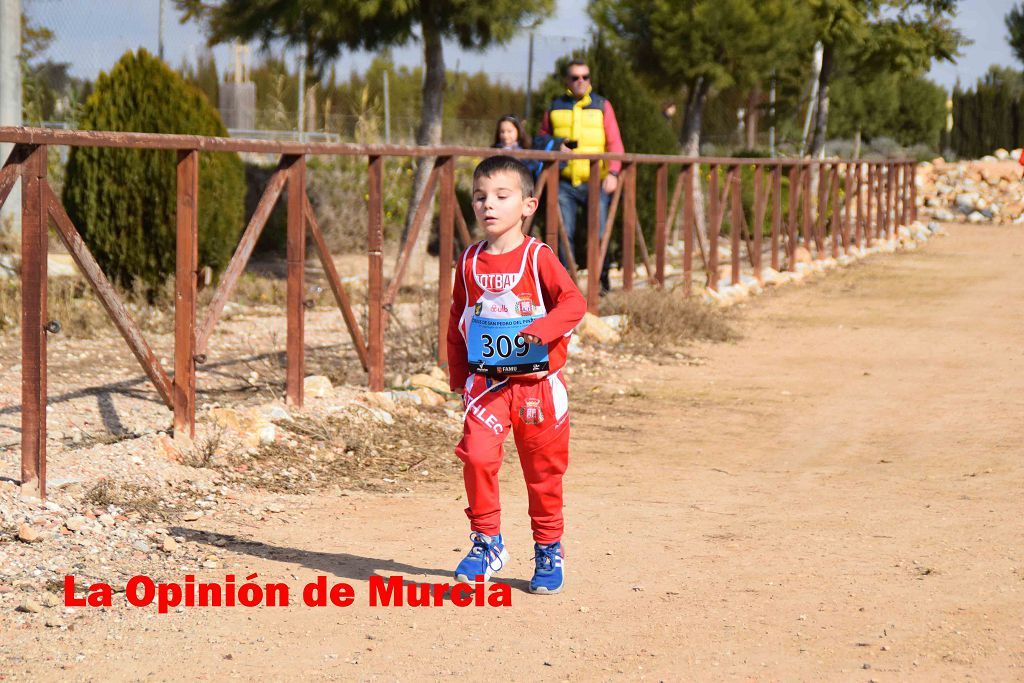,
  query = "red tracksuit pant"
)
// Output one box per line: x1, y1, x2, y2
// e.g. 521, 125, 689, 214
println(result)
456, 372, 571, 545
